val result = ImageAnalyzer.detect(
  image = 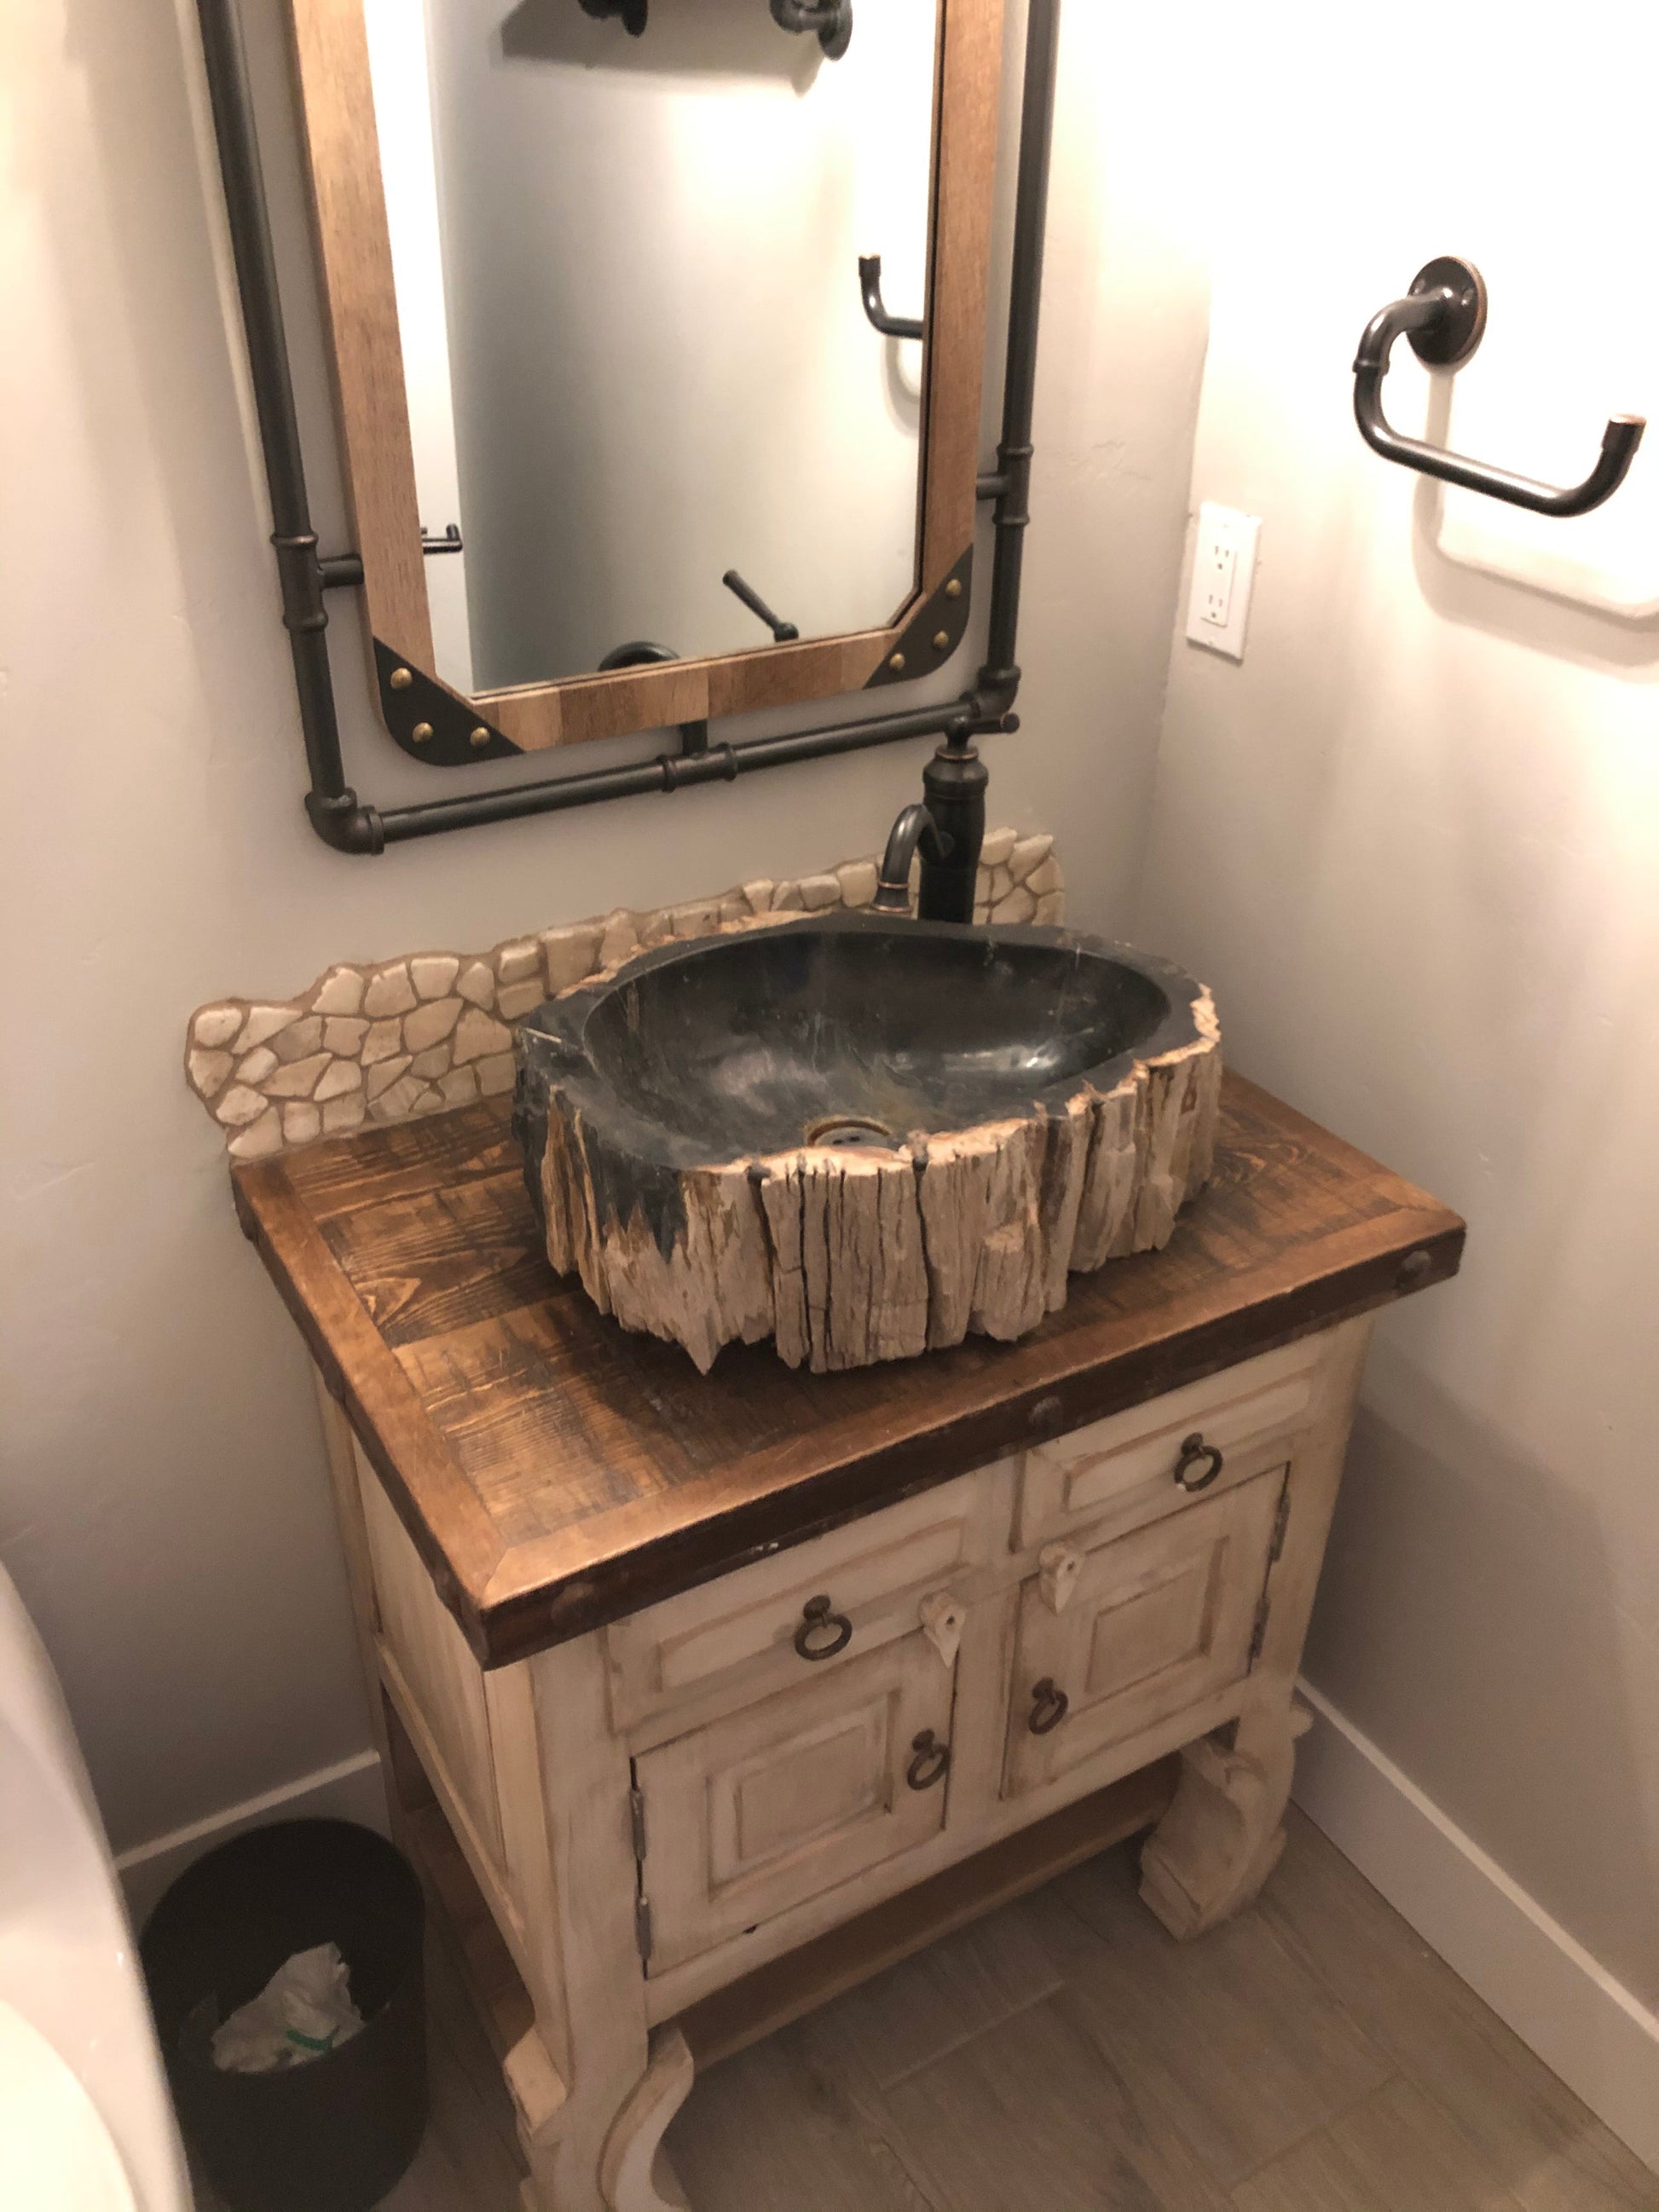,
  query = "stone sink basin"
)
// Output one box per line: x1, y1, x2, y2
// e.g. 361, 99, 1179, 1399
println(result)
512, 913, 1220, 1373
